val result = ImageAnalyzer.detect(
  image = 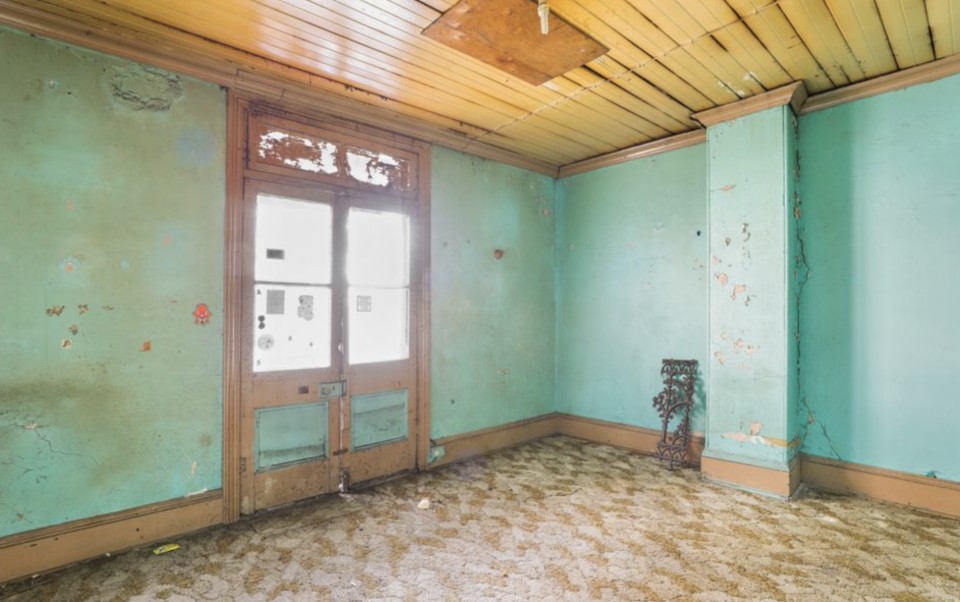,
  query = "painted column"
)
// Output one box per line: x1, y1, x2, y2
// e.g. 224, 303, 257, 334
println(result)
698, 85, 803, 497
